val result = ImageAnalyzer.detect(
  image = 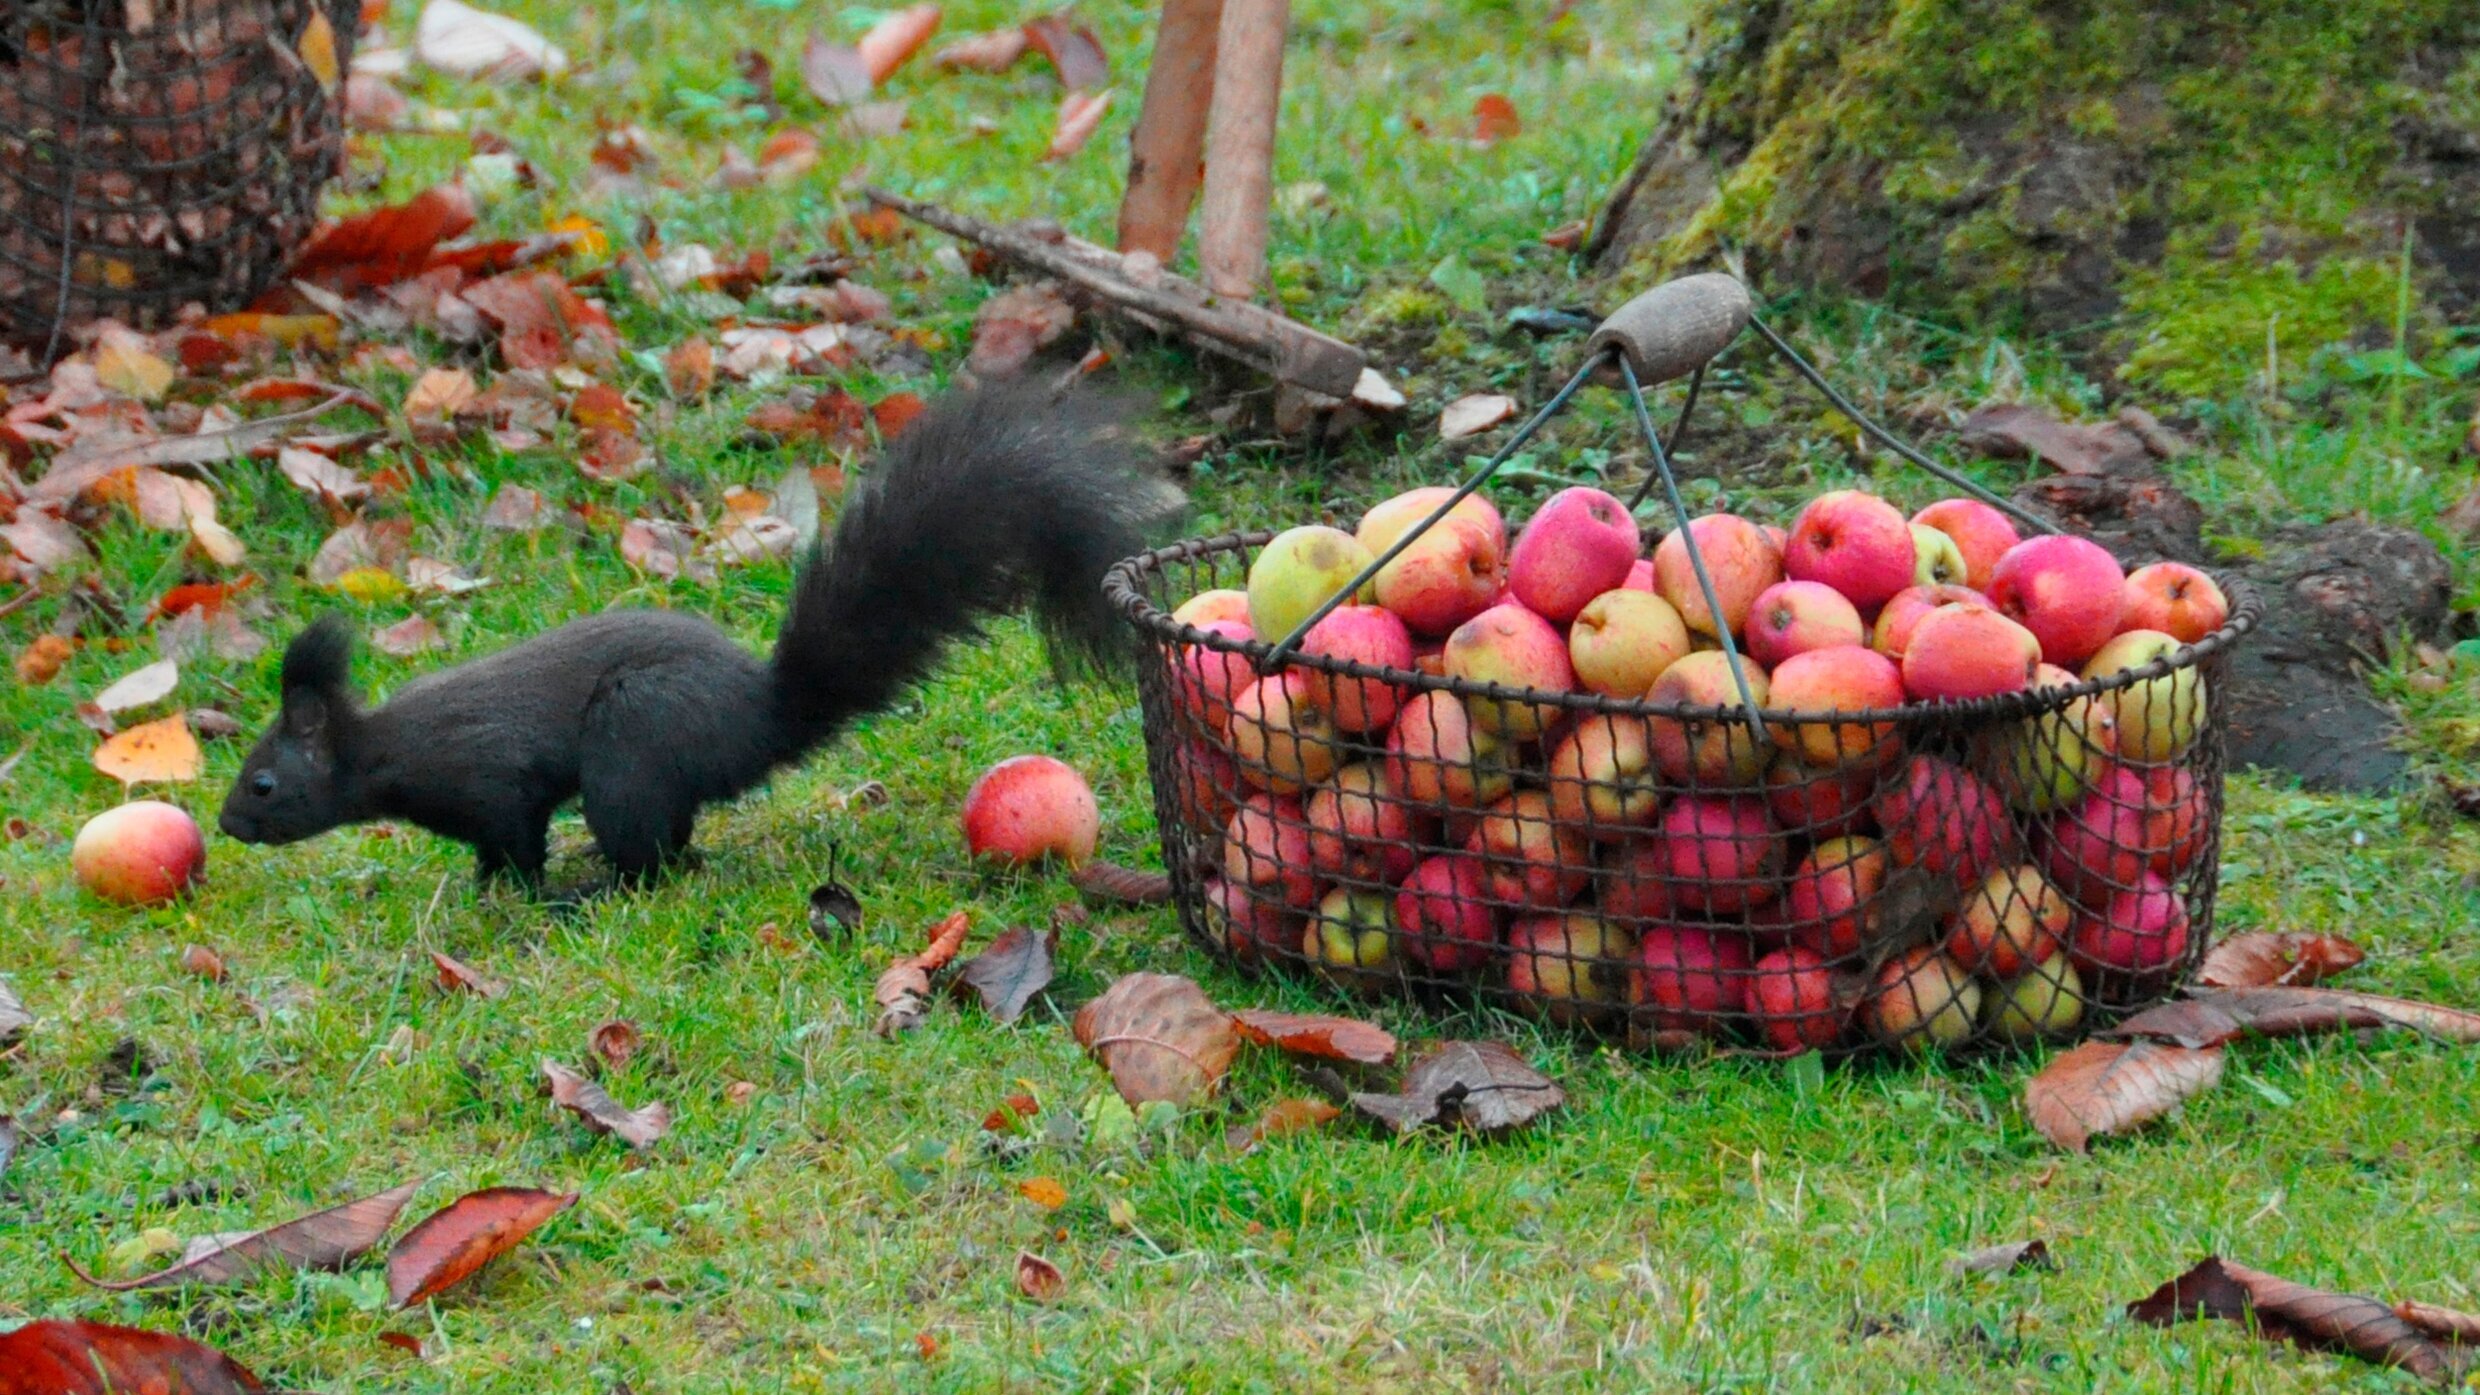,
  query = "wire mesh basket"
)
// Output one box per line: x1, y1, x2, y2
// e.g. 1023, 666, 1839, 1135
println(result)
1103, 276, 2261, 1057
1, 0, 359, 356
